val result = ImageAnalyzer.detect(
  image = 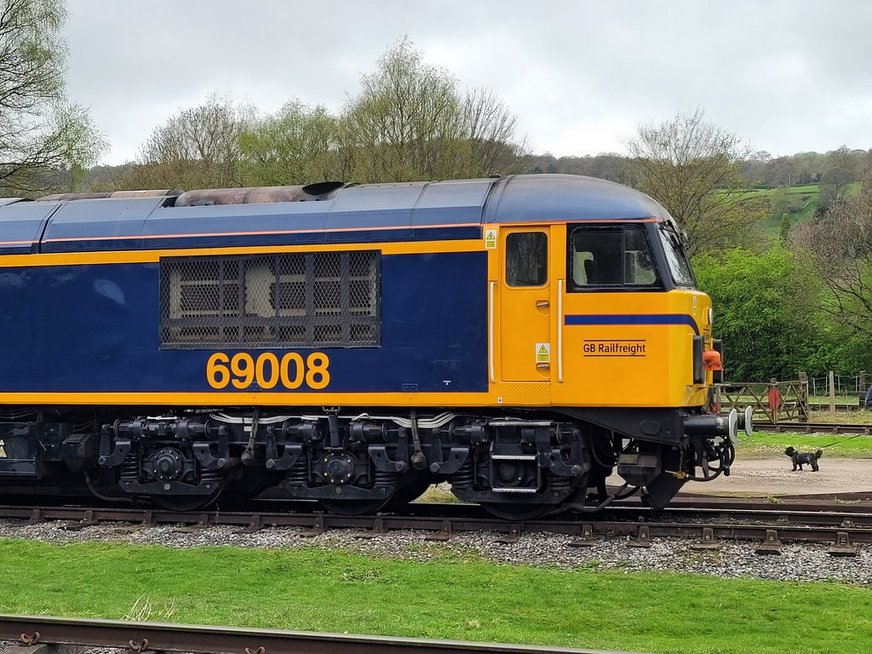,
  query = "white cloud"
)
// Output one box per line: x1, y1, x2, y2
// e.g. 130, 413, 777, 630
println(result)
62, 0, 872, 165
